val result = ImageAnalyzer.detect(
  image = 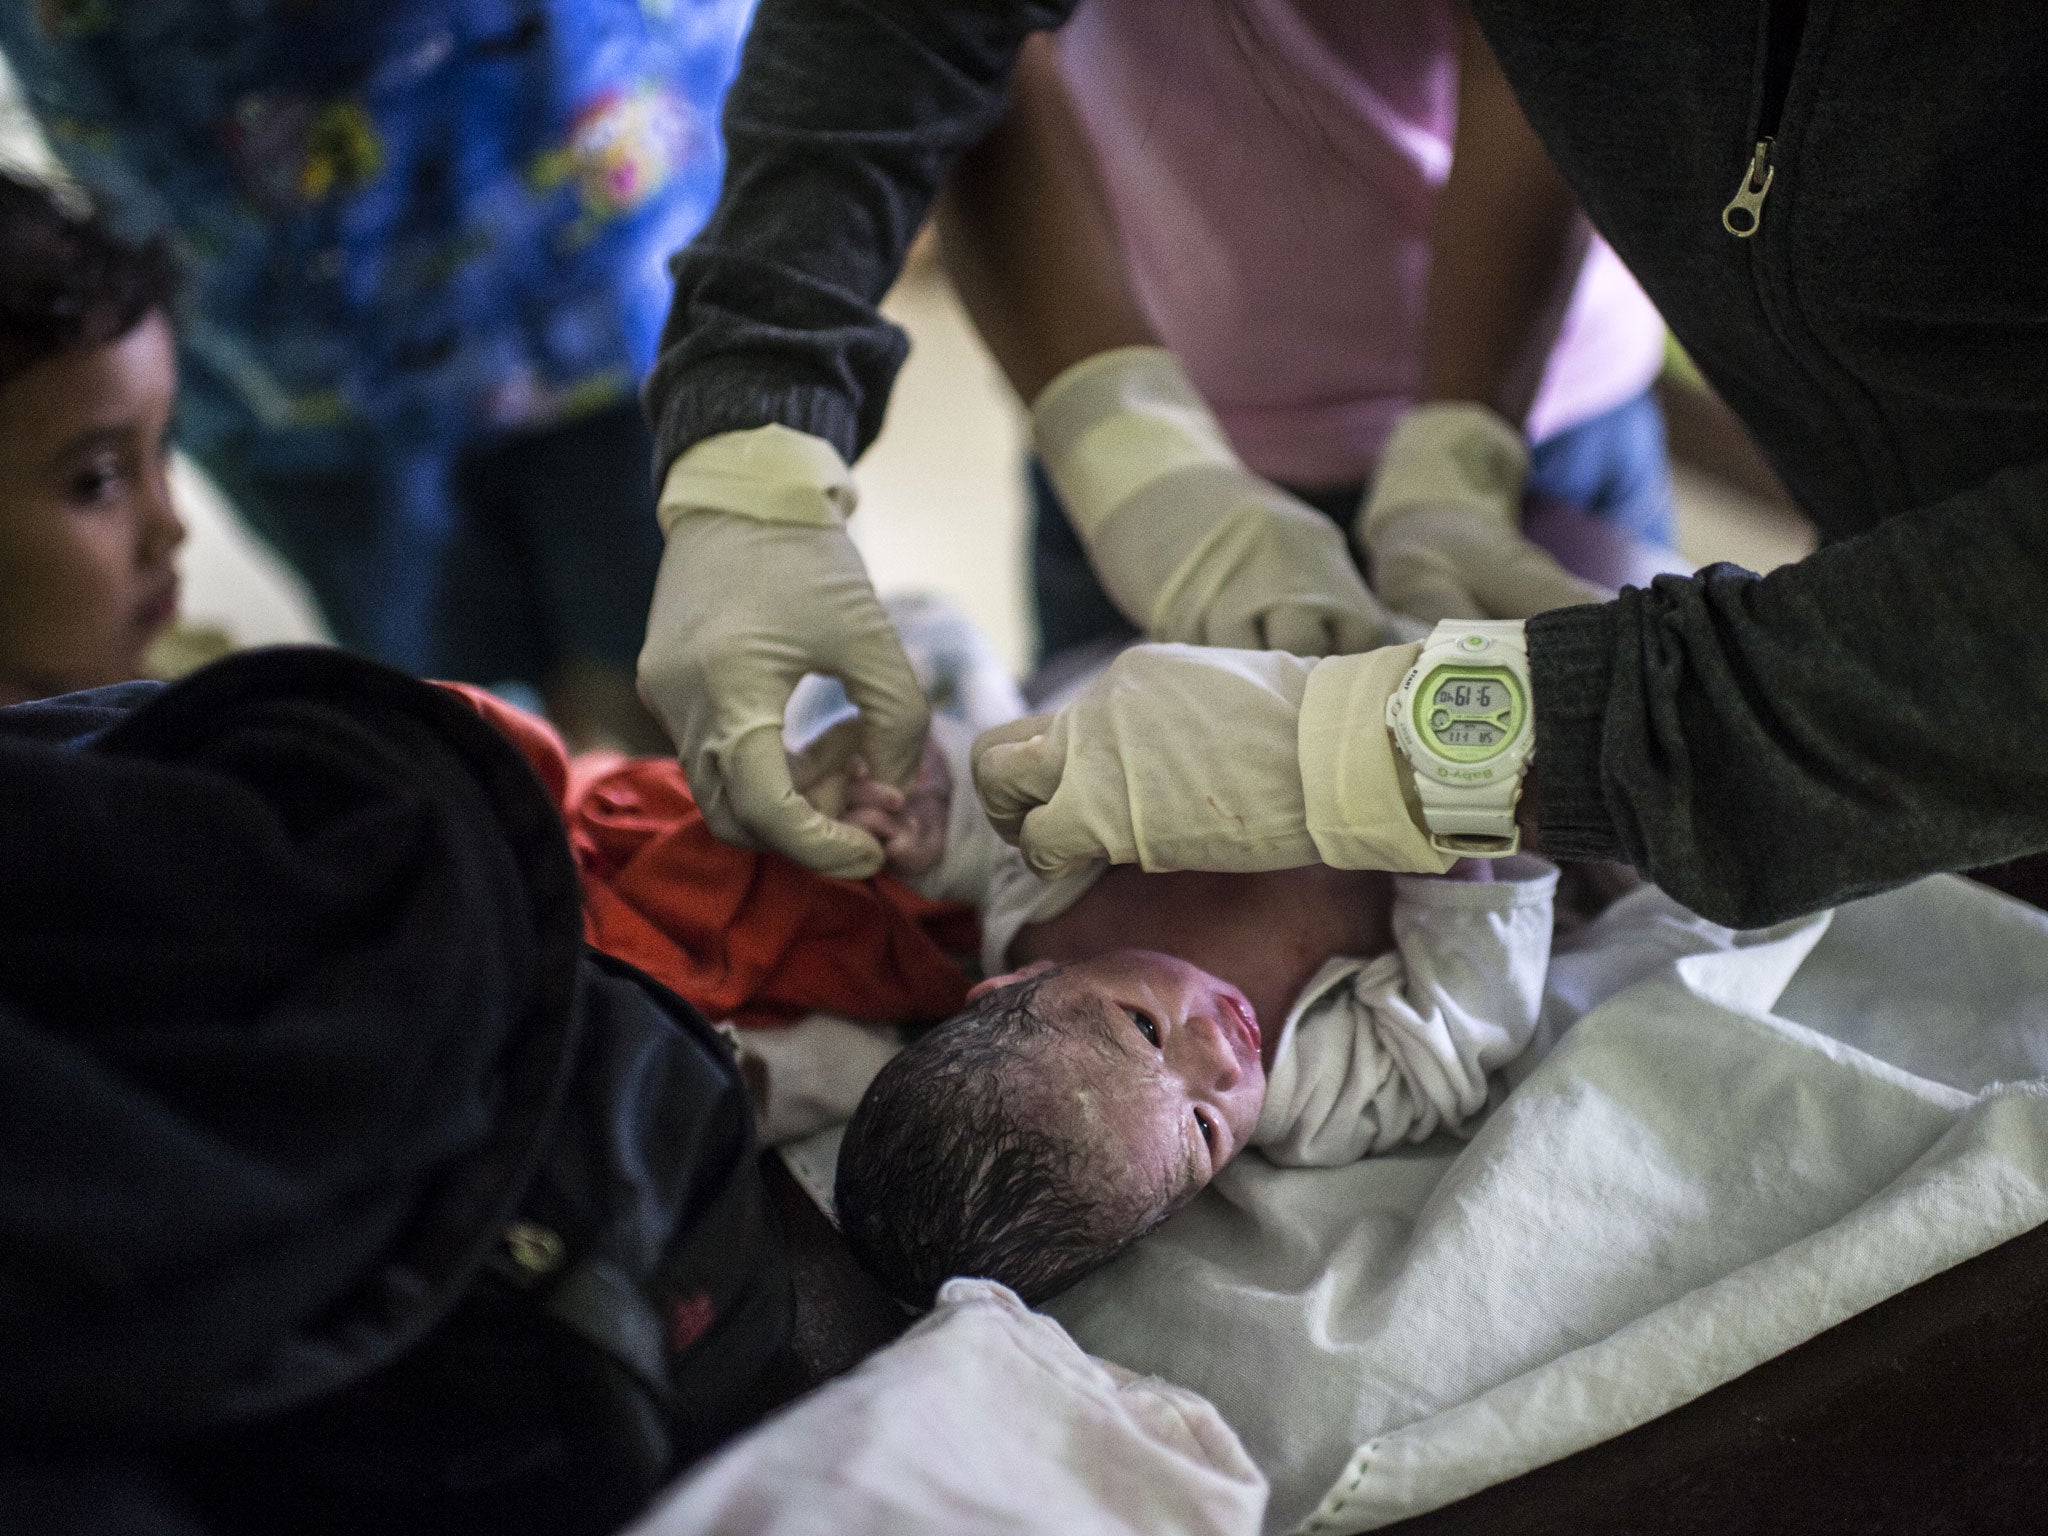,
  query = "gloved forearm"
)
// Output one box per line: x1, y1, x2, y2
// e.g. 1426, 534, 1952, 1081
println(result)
648, 0, 1079, 471
971, 643, 1454, 879
1531, 458, 2048, 926
1036, 348, 1393, 653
